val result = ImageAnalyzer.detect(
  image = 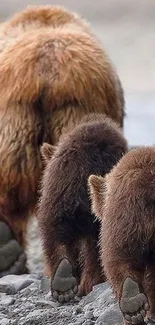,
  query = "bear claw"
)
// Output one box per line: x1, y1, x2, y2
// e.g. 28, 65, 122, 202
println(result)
51, 258, 78, 303
120, 277, 149, 324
